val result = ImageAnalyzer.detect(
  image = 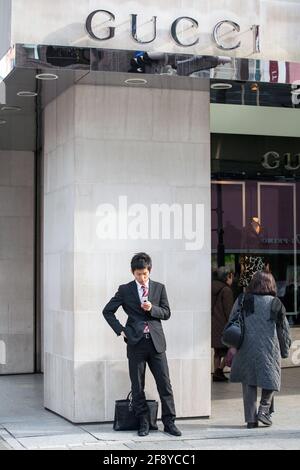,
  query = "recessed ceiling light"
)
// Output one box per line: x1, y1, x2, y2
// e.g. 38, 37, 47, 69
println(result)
211, 82, 233, 90
0, 105, 22, 112
0, 120, 6, 125
17, 91, 38, 97
36, 73, 58, 81
124, 78, 148, 86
